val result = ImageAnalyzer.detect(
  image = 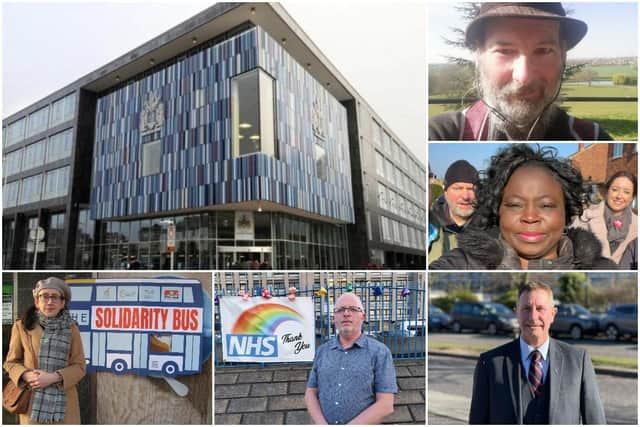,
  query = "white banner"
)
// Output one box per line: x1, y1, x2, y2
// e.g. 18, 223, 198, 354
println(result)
220, 296, 315, 362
